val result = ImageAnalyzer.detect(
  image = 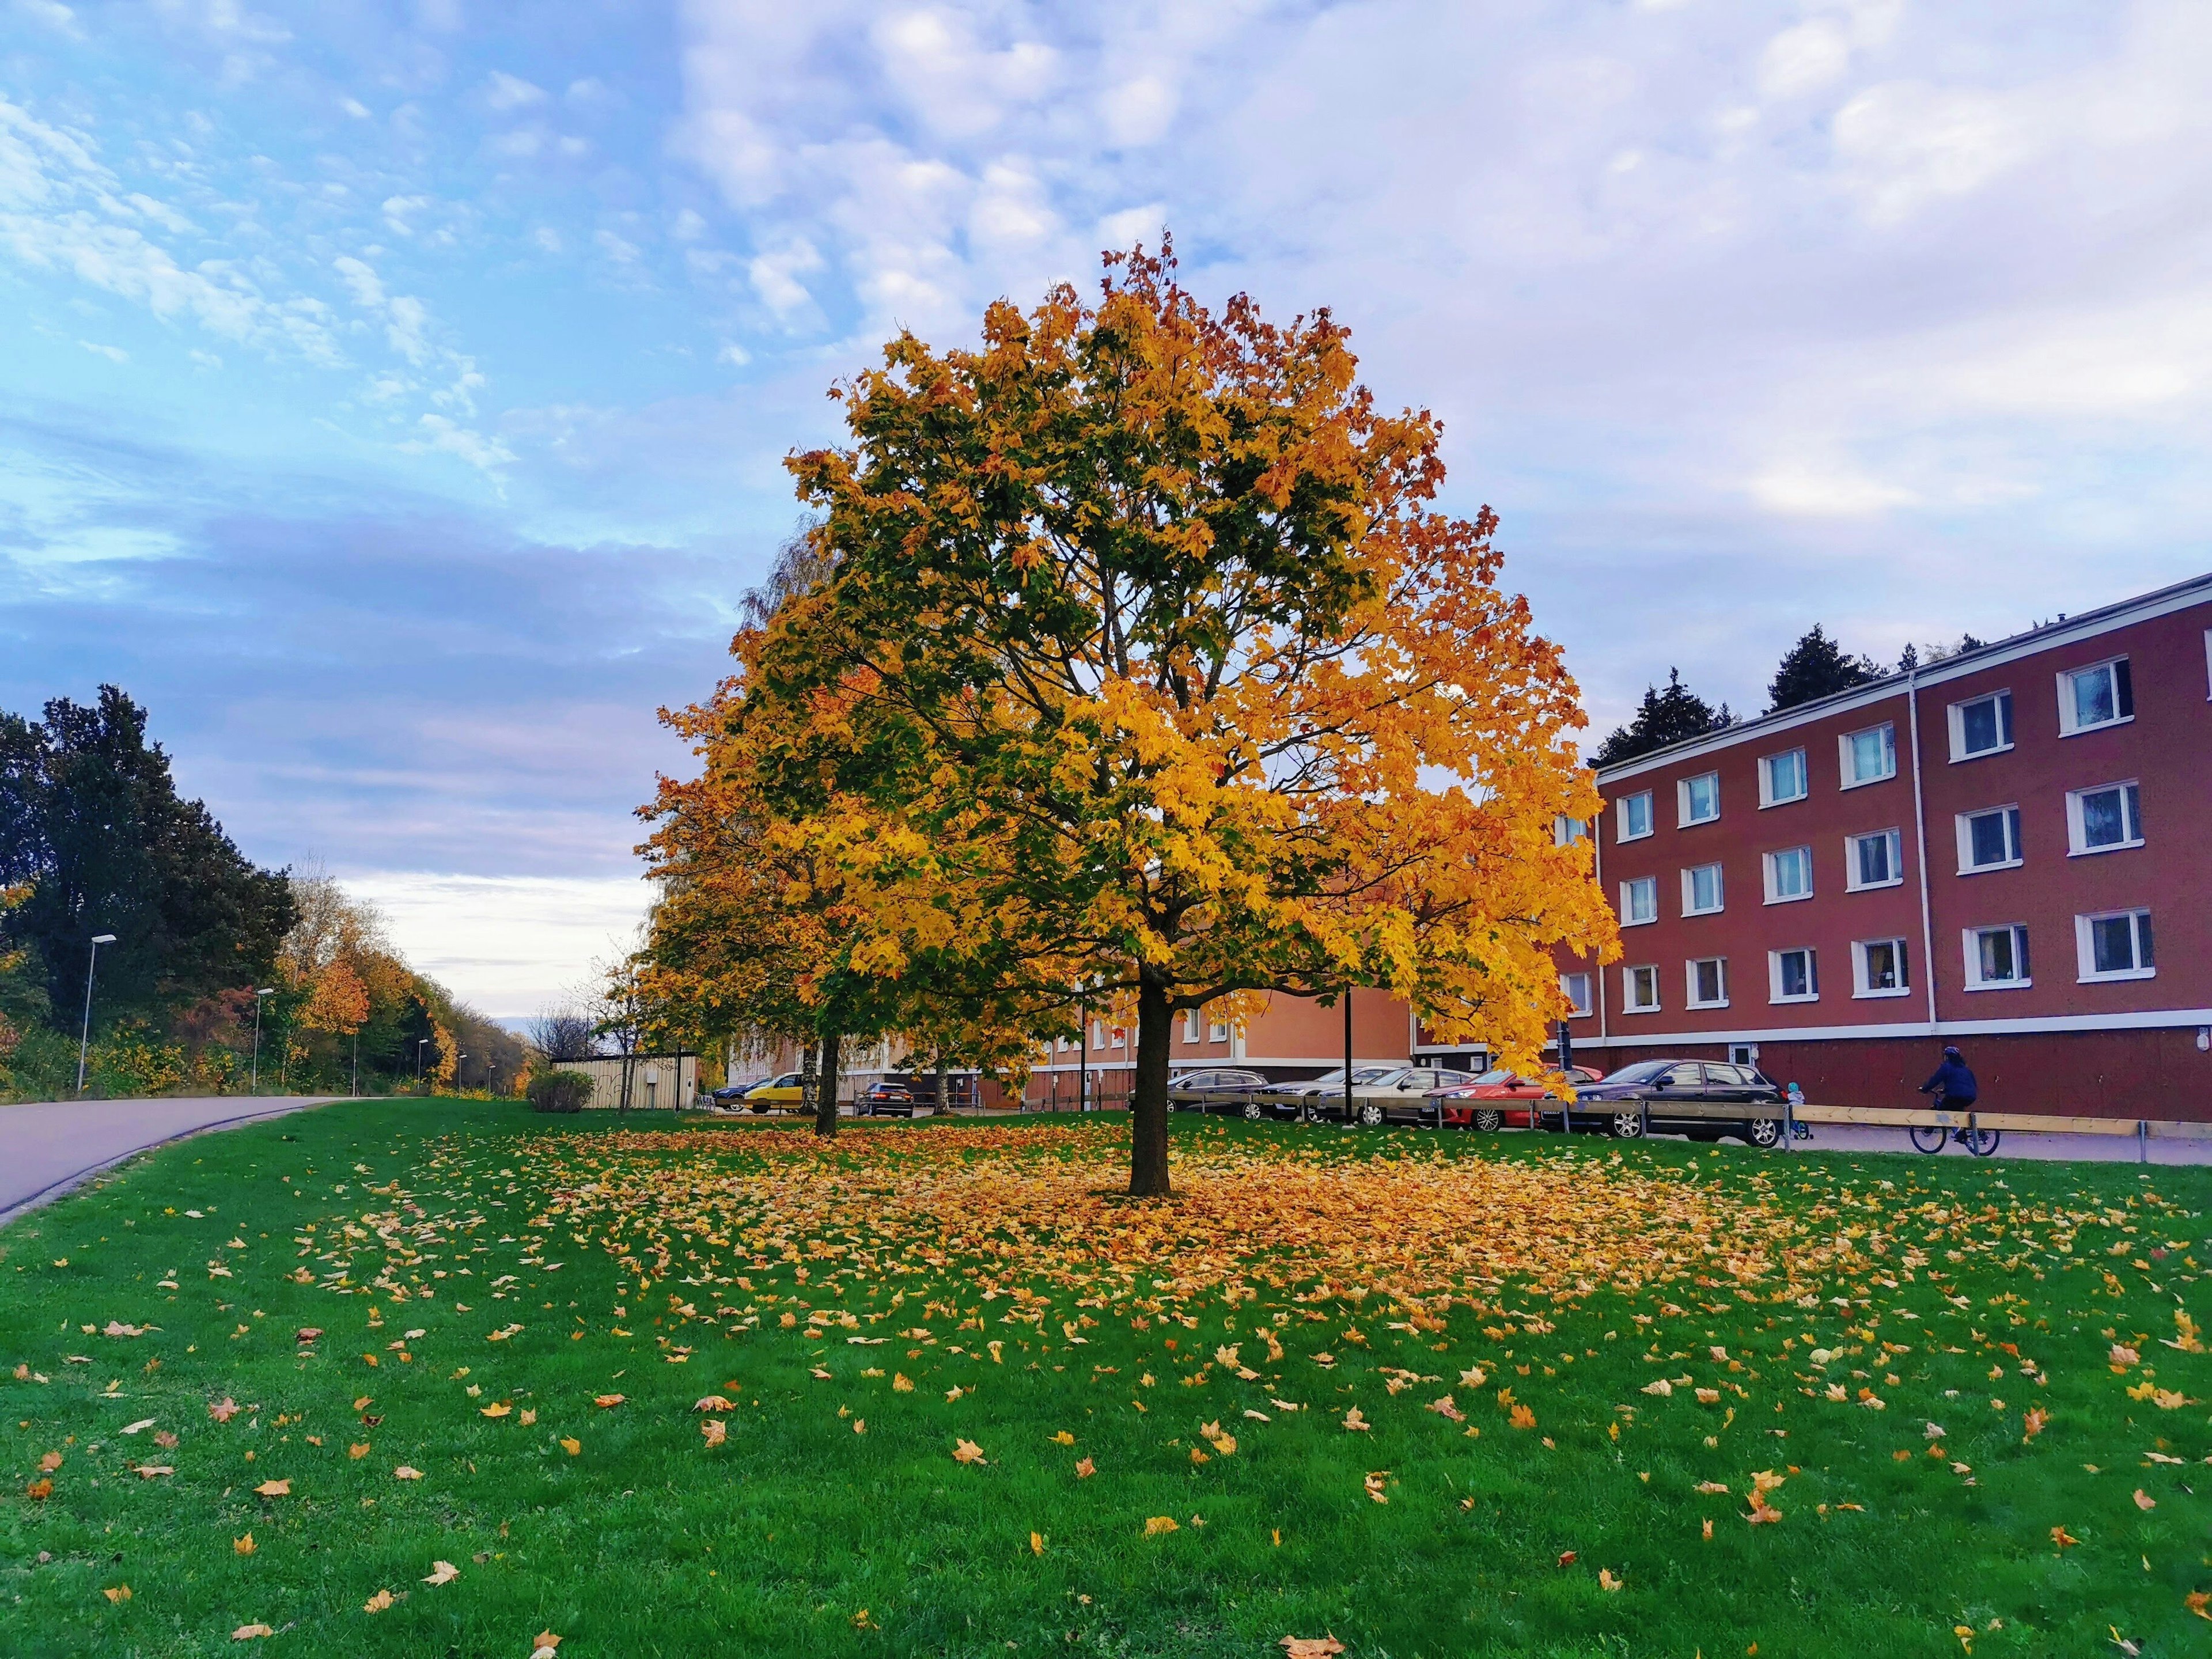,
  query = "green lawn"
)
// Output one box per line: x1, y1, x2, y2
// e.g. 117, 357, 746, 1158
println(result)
3, 1100, 2208, 1658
